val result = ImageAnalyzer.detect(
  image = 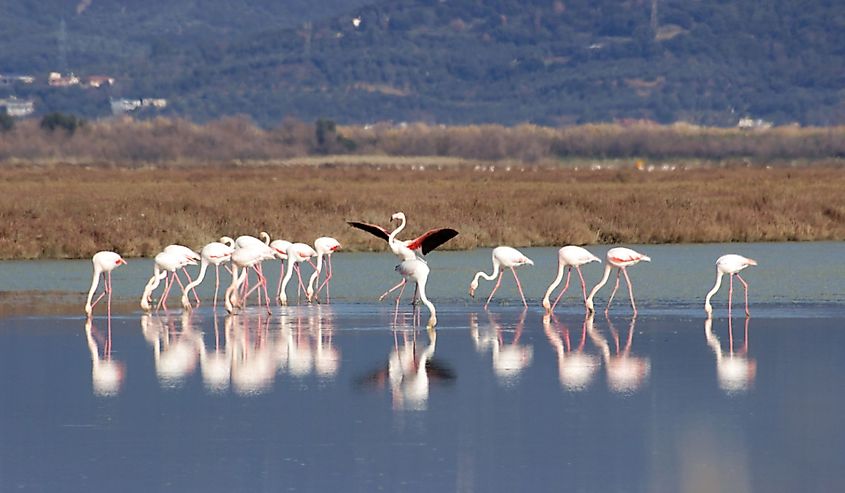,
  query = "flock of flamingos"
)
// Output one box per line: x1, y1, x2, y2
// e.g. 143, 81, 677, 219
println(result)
83, 211, 758, 327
